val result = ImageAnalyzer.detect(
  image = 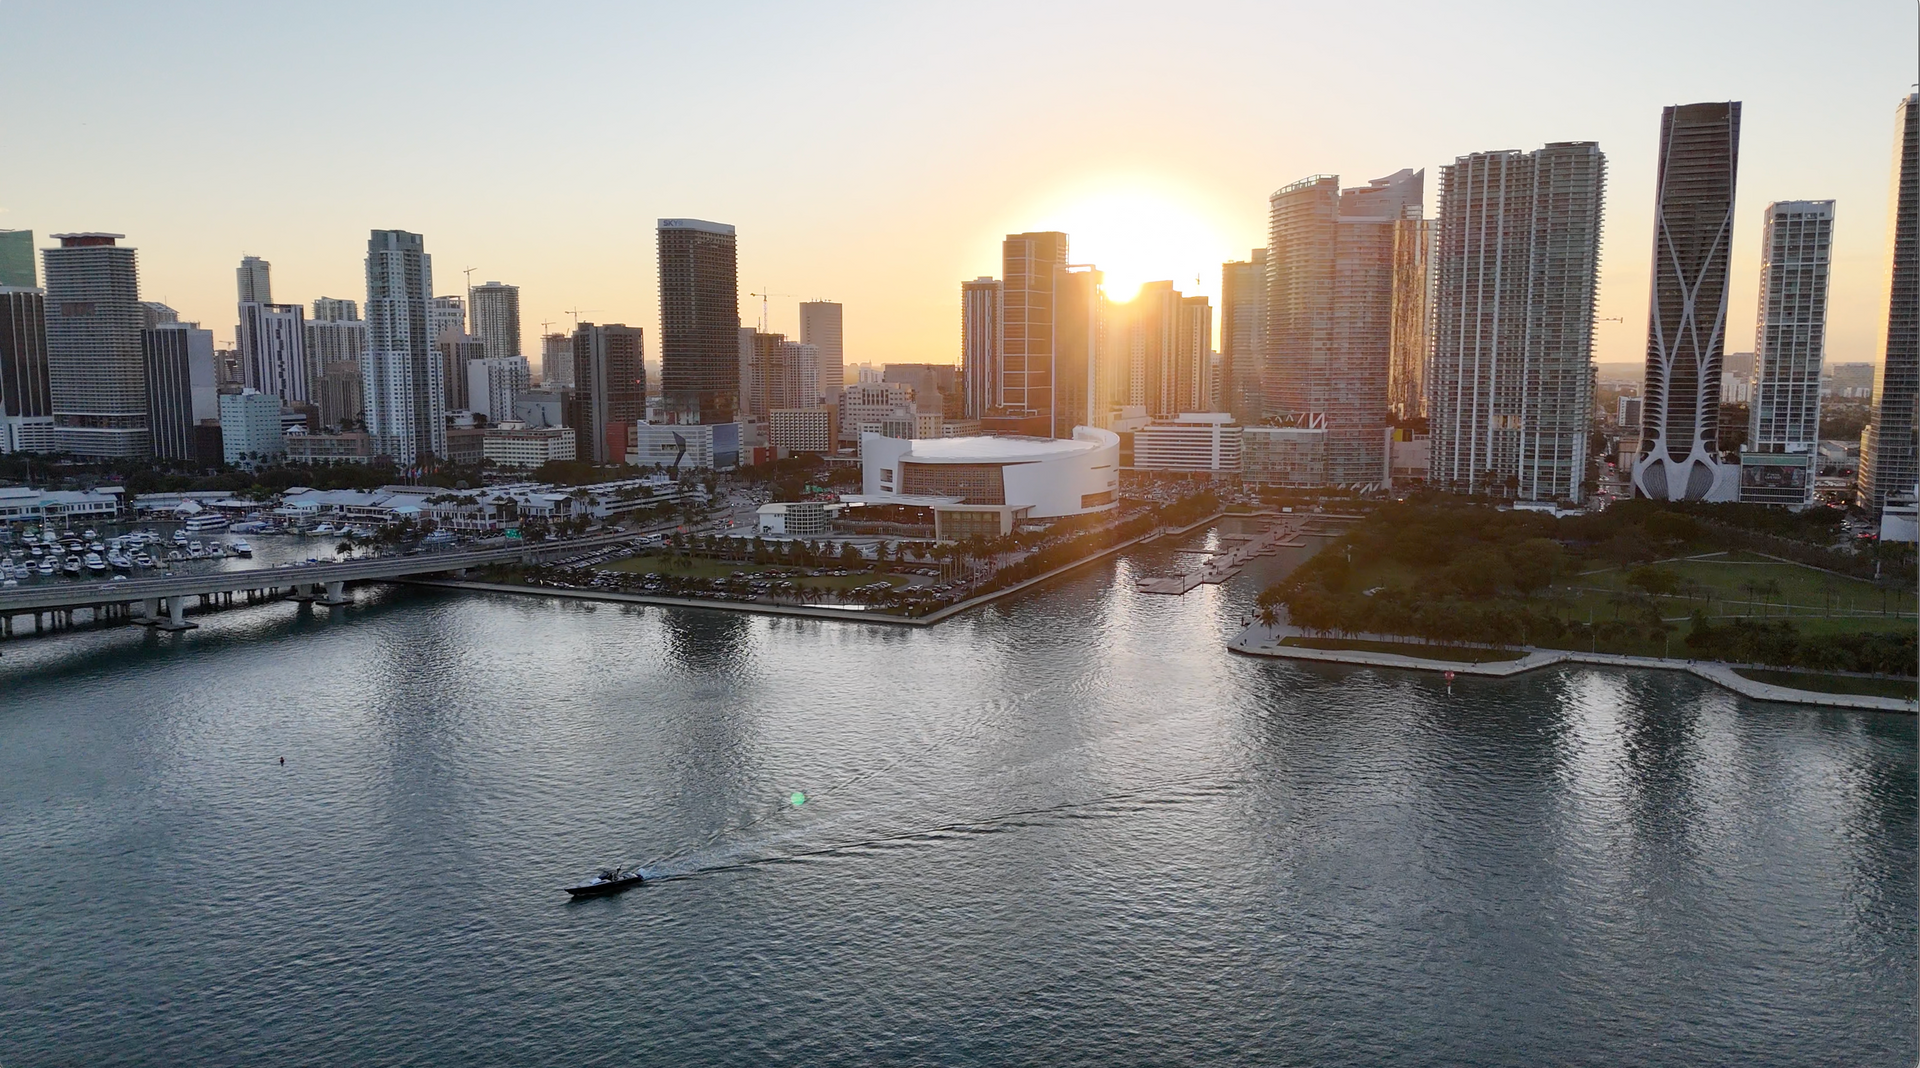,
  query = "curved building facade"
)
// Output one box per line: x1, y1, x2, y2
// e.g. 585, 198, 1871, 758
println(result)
859, 426, 1119, 537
